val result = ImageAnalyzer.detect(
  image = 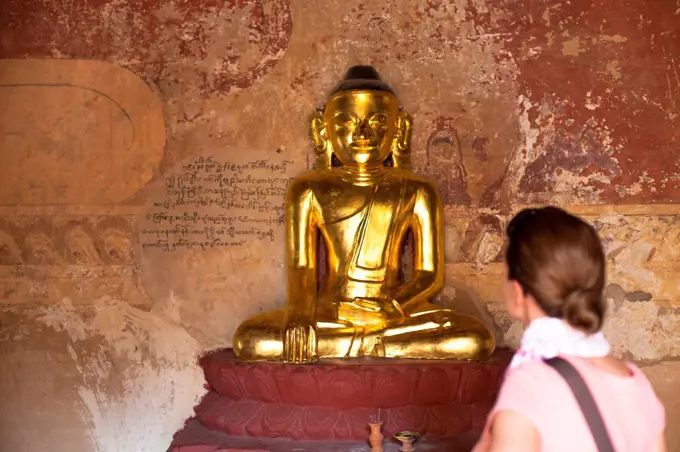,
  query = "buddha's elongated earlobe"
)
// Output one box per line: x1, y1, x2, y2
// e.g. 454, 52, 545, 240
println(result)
392, 110, 413, 170
309, 109, 333, 170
